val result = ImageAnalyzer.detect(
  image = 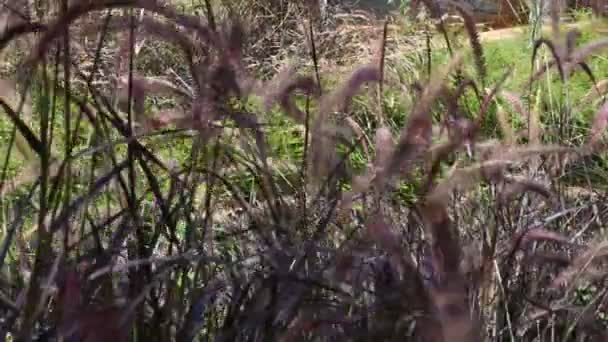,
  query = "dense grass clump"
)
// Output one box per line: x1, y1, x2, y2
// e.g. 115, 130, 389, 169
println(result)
0, 1, 607, 341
